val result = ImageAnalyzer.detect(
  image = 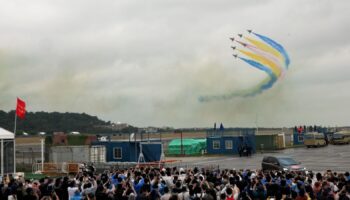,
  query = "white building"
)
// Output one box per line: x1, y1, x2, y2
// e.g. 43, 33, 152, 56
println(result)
0, 127, 15, 177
